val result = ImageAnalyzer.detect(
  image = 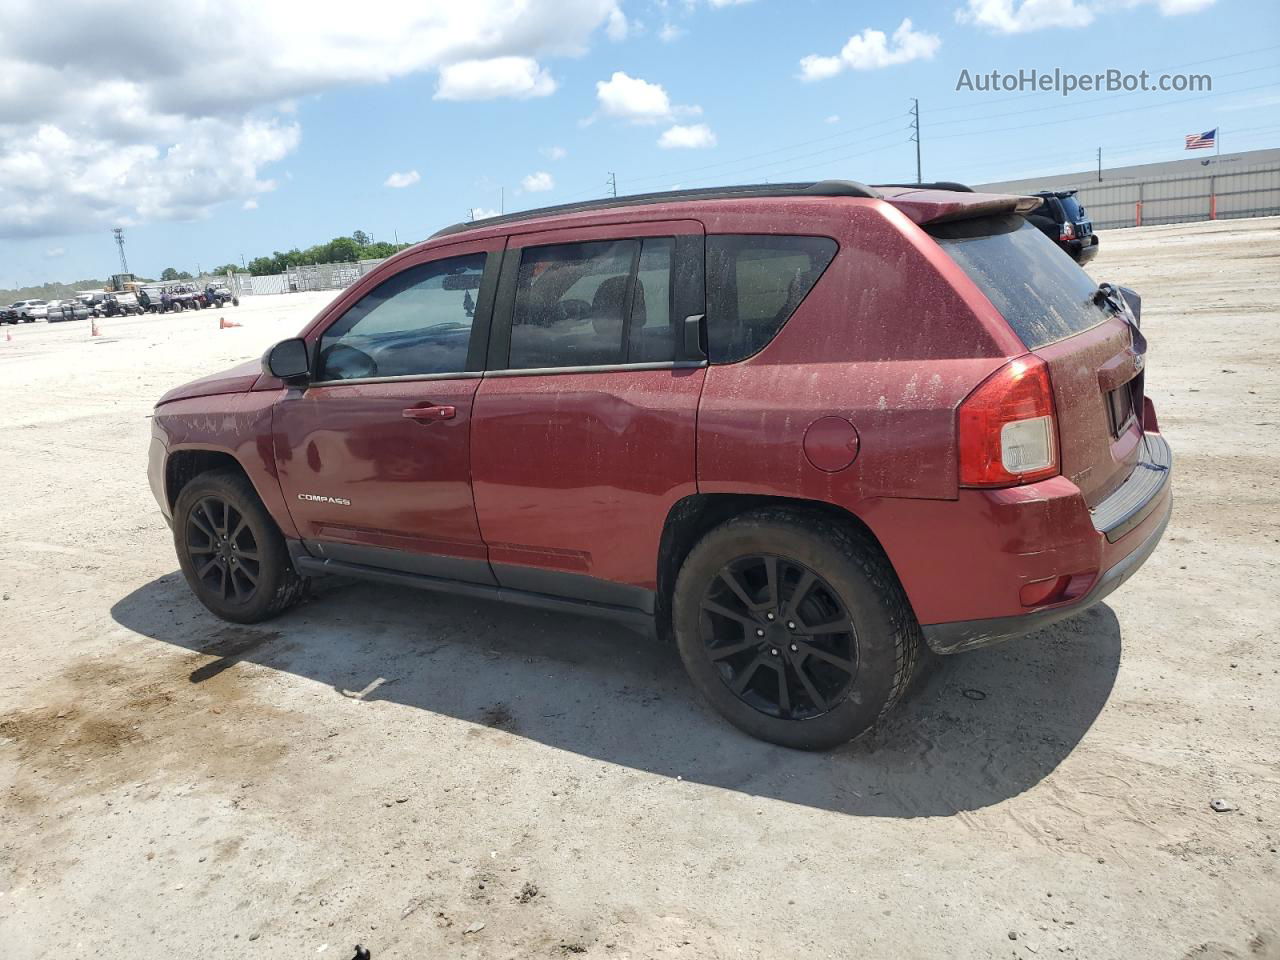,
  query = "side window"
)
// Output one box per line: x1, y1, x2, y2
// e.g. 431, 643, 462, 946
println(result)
705, 235, 838, 364
509, 240, 635, 369
507, 237, 676, 369
318, 253, 485, 381
628, 238, 675, 363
